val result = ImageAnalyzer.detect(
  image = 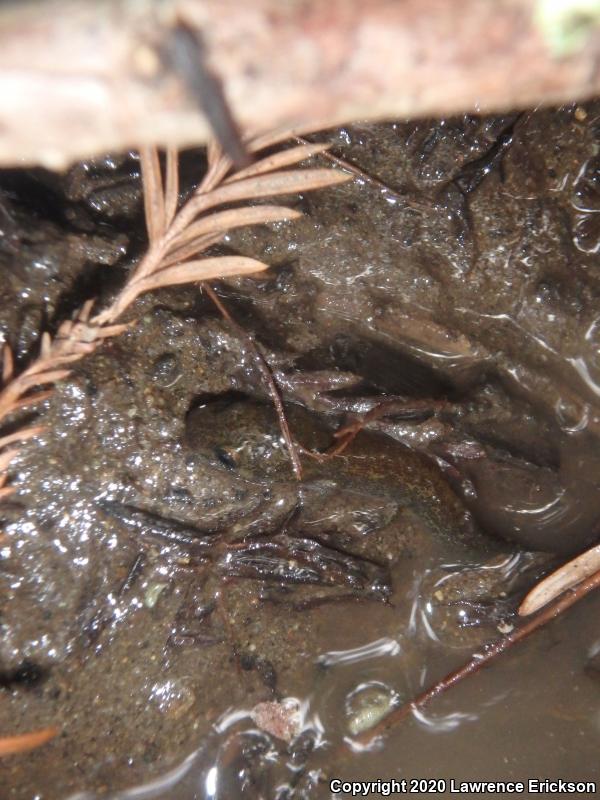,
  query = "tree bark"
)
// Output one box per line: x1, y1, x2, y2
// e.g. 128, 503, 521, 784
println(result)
1, 0, 600, 168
